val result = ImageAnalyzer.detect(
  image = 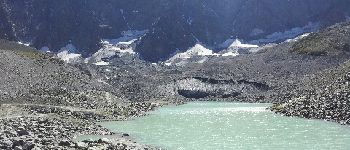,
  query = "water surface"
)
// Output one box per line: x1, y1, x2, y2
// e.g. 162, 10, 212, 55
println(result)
98, 102, 350, 150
